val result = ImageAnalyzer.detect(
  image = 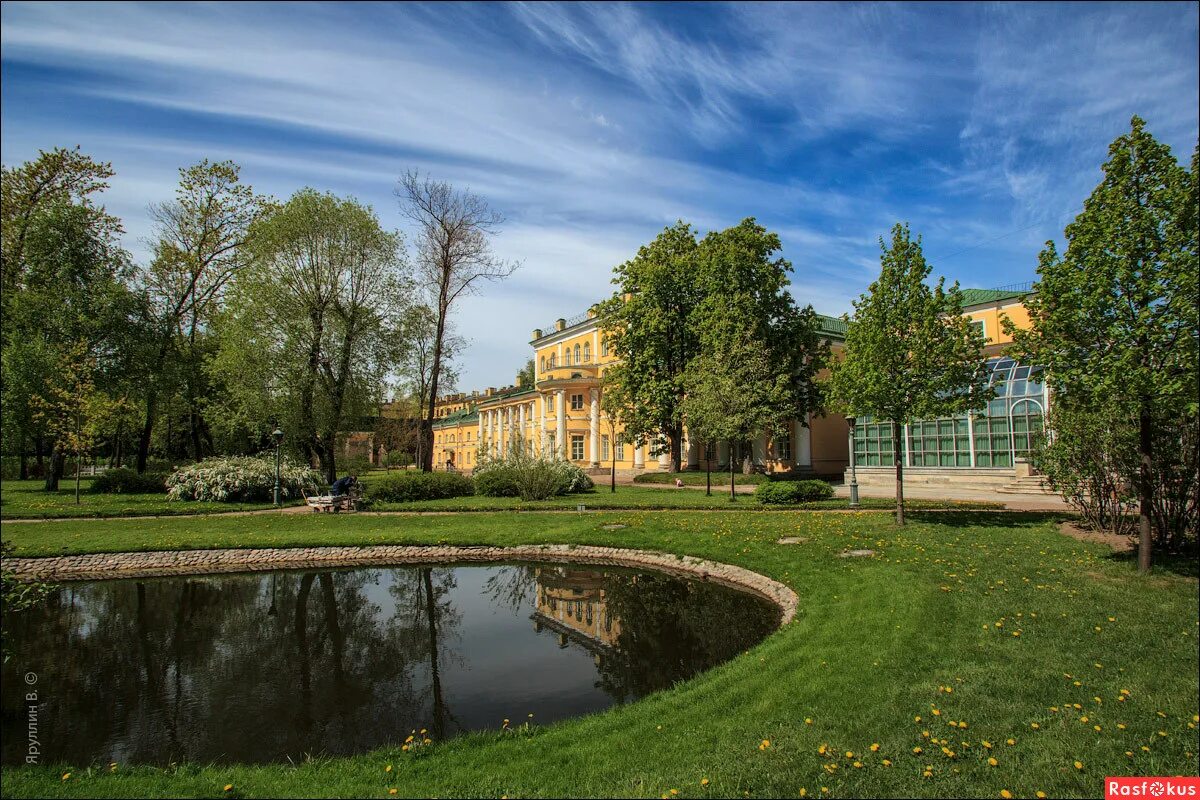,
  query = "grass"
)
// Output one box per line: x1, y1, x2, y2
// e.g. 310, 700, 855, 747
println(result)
634, 471, 772, 486
0, 479, 296, 519
2, 509, 1197, 798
